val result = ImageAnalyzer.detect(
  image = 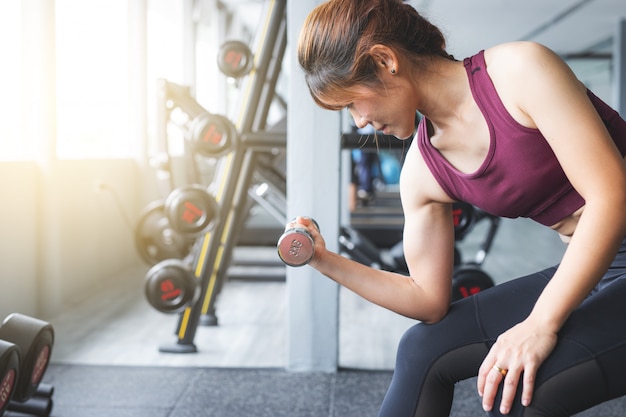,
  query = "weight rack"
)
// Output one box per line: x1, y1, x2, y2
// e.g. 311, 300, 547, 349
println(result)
157, 0, 288, 353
